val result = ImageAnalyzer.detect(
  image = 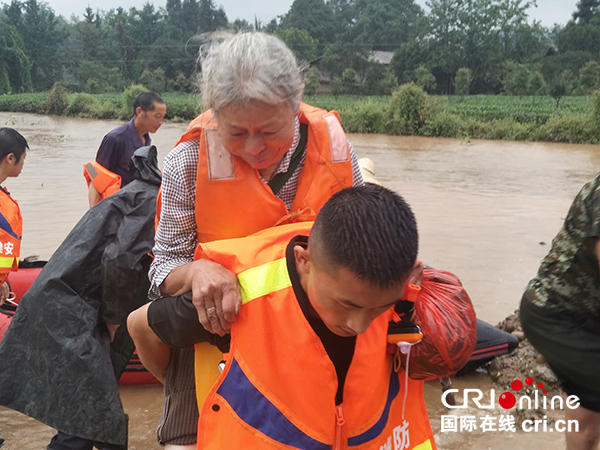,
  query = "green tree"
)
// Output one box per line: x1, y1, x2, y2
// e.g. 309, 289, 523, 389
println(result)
502, 62, 531, 96
386, 82, 427, 135
330, 76, 343, 97
274, 28, 318, 62
363, 63, 398, 95
78, 62, 109, 90
0, 23, 32, 93
591, 88, 600, 123
342, 68, 357, 94
390, 40, 429, 85
198, 0, 228, 32
321, 41, 370, 79
47, 81, 68, 115
121, 84, 148, 118
573, 0, 600, 23
557, 0, 600, 56
349, 0, 423, 51
549, 70, 575, 108
415, 65, 436, 93
528, 71, 546, 106
454, 67, 472, 100
170, 72, 192, 92
263, 18, 280, 33
230, 19, 253, 31
423, 0, 546, 94
138, 67, 167, 93
3, 0, 69, 90
579, 60, 600, 94
328, 0, 354, 36
281, 0, 335, 47
304, 67, 321, 96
